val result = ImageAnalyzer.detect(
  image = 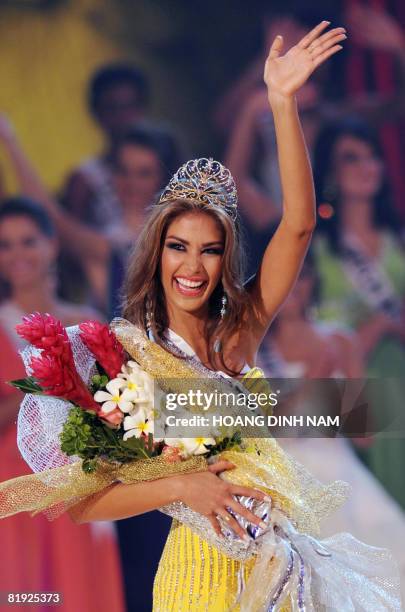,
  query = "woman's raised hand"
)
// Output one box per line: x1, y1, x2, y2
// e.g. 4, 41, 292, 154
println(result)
172, 460, 269, 540
264, 21, 347, 103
